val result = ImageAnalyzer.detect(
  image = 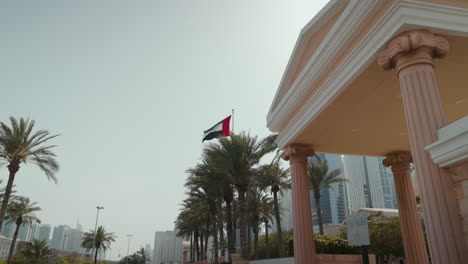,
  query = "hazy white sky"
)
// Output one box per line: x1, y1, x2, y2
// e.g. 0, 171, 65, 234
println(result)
0, 0, 328, 260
